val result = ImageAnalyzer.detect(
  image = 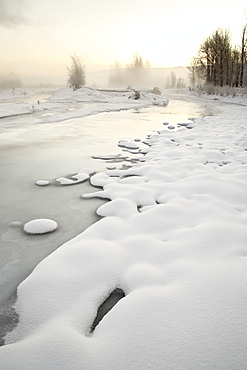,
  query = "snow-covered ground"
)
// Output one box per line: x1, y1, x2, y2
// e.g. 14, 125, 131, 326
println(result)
189, 86, 247, 106
0, 87, 247, 369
